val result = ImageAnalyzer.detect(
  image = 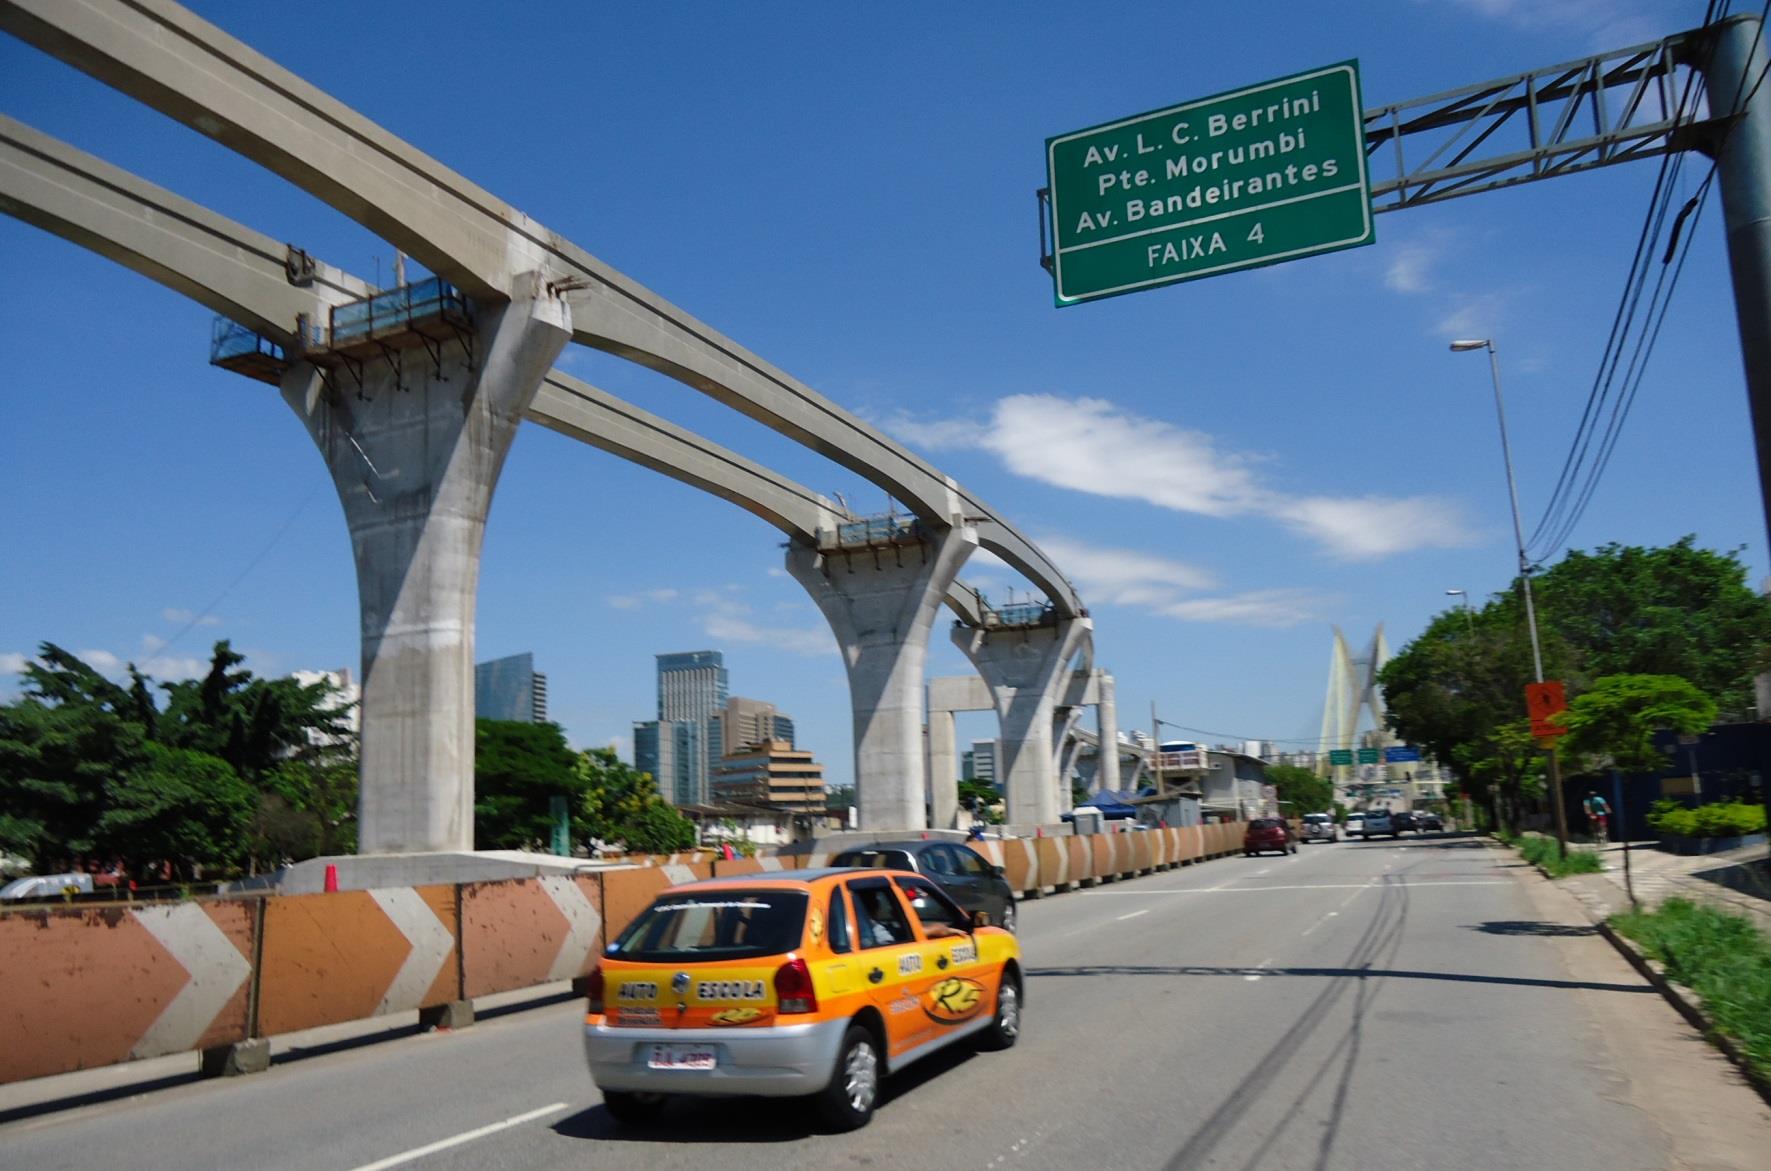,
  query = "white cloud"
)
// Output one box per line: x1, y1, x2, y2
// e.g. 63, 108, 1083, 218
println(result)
1274, 496, 1475, 560
608, 588, 681, 610
885, 395, 1475, 561
875, 410, 988, 452
1385, 240, 1438, 293
161, 608, 221, 627
1435, 291, 1513, 341
1028, 535, 1330, 628
1442, 0, 1662, 45
0, 652, 29, 674
703, 607, 835, 658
